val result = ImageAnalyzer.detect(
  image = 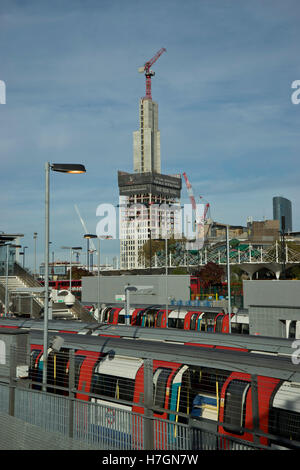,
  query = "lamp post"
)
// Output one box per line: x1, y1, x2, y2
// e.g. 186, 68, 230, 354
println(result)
61, 246, 82, 291
43, 162, 86, 390
33, 233, 38, 278
4, 243, 21, 316
226, 225, 232, 333
84, 234, 112, 316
